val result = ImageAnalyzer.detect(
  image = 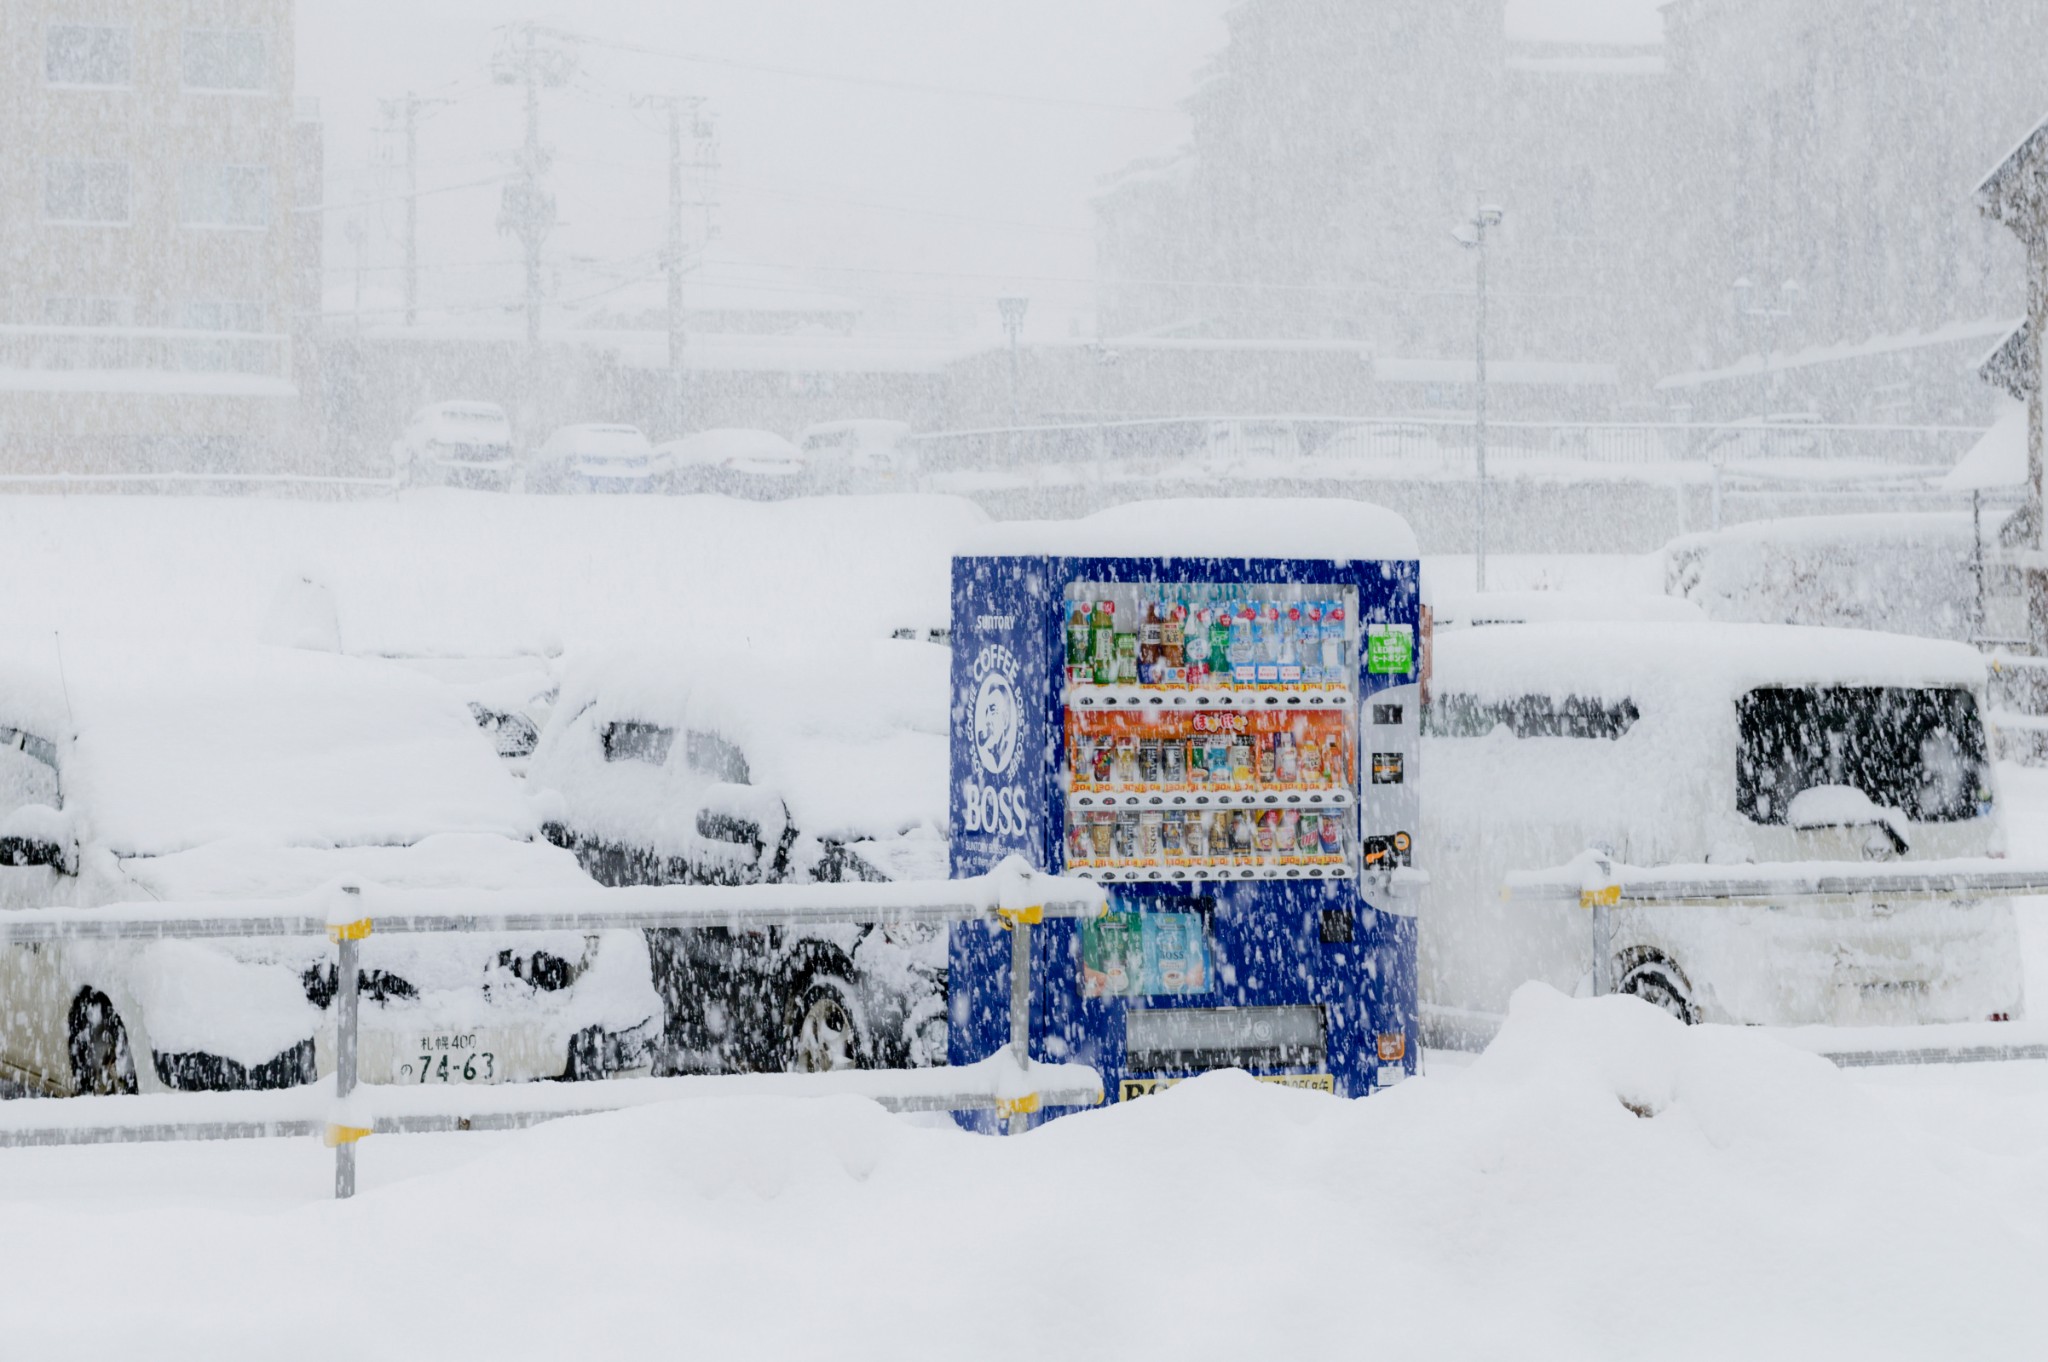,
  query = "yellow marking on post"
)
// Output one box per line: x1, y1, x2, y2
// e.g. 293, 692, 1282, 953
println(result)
323, 1123, 371, 1147
995, 1091, 1041, 1118
327, 918, 372, 942
1581, 884, 1621, 909
995, 904, 1043, 929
